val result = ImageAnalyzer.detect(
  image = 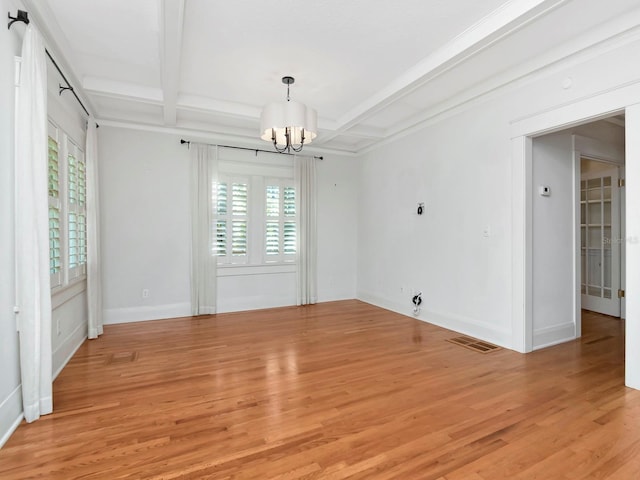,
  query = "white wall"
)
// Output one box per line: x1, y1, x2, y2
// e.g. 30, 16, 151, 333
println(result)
0, 0, 25, 448
357, 30, 640, 351
98, 126, 358, 323
52, 288, 88, 379
531, 133, 575, 348
99, 128, 191, 322
358, 99, 513, 346
317, 153, 359, 302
